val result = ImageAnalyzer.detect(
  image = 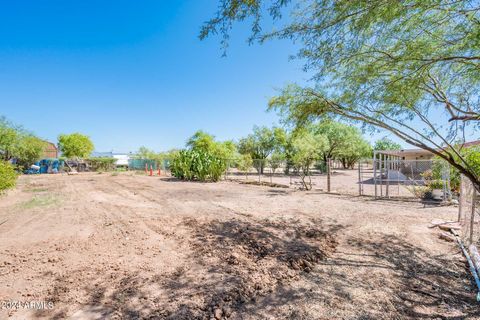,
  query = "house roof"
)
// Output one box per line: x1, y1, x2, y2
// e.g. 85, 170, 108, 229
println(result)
42, 140, 57, 150
375, 140, 480, 157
